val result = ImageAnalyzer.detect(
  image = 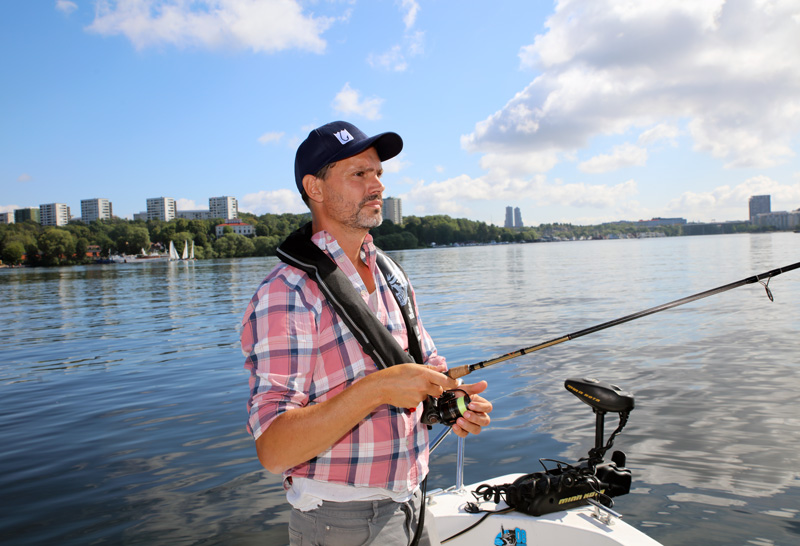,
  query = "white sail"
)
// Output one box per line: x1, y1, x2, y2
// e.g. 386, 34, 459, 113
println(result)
181, 241, 188, 260
189, 241, 195, 260
169, 240, 180, 260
